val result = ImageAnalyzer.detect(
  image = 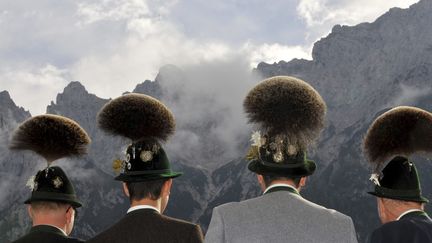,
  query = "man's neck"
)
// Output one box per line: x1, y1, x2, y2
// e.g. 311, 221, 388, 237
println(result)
386, 205, 423, 222
32, 221, 67, 236
130, 198, 161, 212
263, 180, 300, 194
270, 179, 299, 190
396, 208, 424, 220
